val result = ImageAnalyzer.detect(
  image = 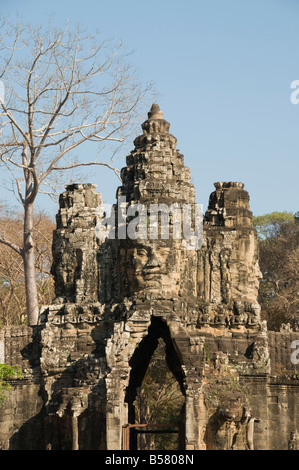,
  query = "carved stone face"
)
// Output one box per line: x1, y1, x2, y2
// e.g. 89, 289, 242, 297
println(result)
120, 239, 182, 297
53, 250, 79, 301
